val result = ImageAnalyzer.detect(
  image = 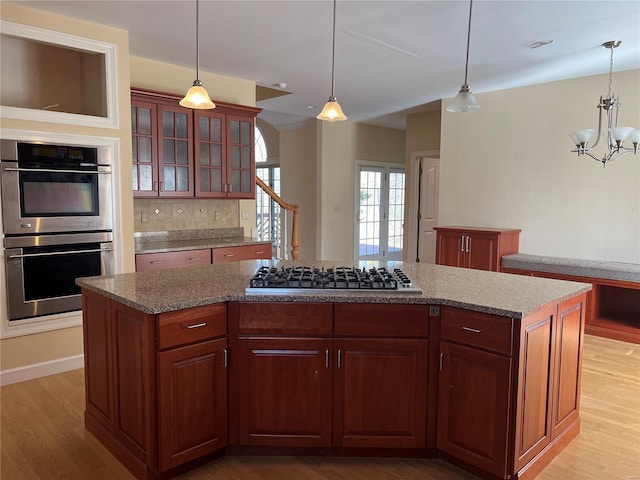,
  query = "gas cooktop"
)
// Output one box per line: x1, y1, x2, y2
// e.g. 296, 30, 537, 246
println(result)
245, 265, 423, 295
